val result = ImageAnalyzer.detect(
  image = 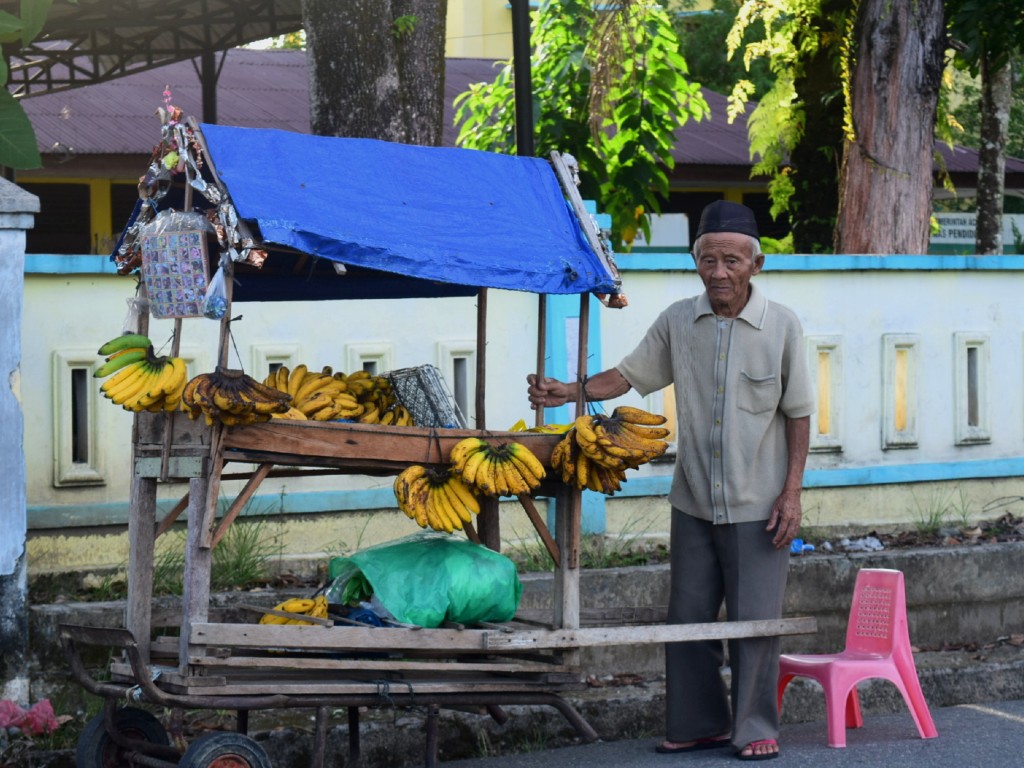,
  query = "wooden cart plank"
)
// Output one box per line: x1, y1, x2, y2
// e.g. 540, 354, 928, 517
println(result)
186, 656, 564, 674
219, 420, 559, 468
191, 616, 815, 653
159, 679, 580, 697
